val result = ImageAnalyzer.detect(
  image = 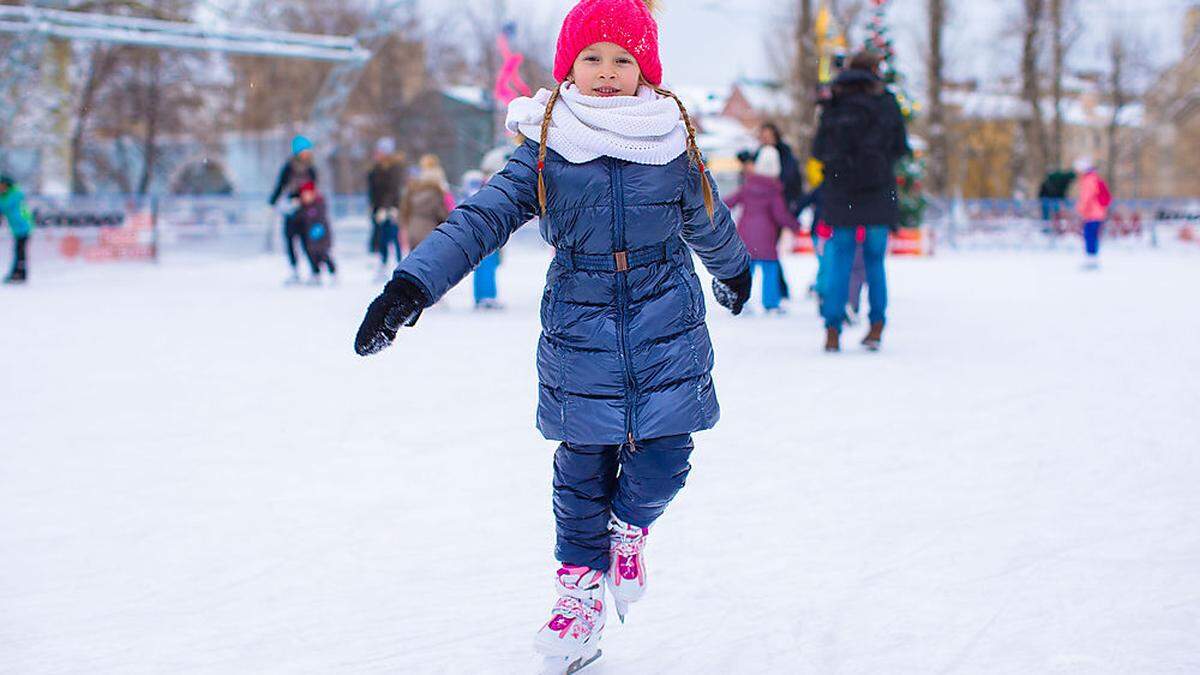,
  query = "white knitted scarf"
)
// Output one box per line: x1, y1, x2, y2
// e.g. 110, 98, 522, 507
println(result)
505, 83, 689, 166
